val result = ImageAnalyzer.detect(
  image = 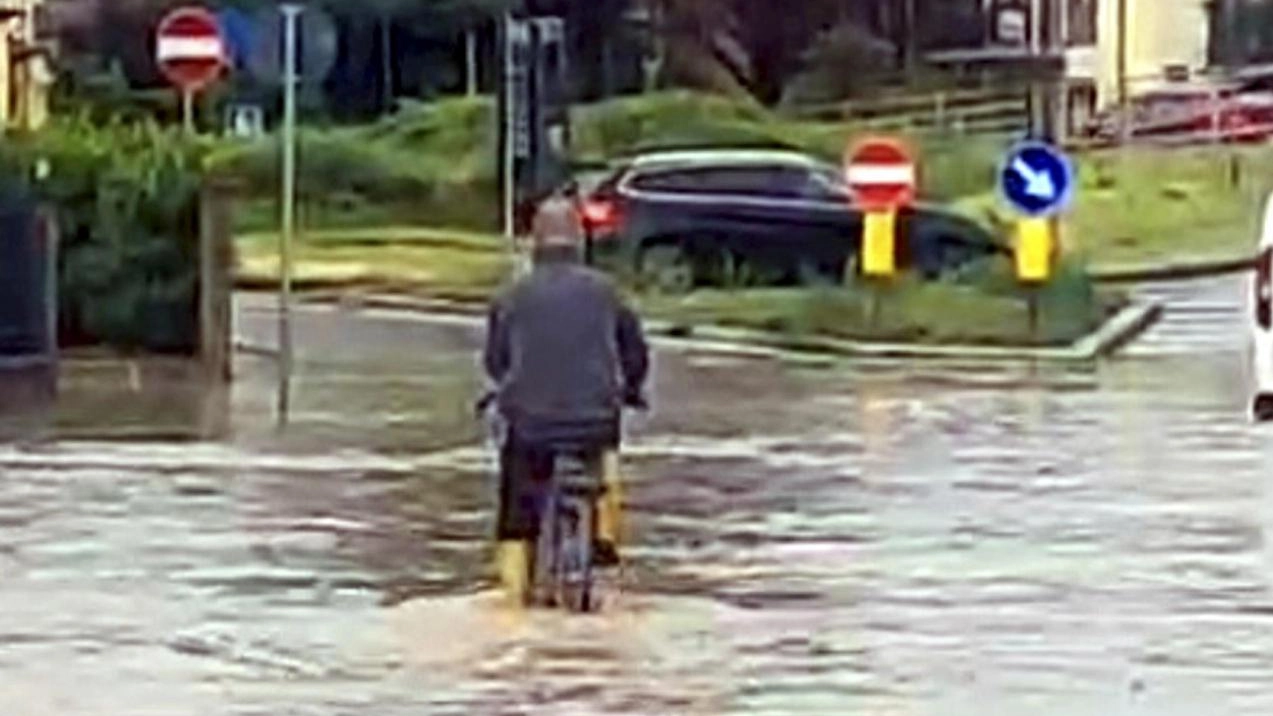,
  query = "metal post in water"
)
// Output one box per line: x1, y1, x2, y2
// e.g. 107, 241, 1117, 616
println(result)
278, 4, 302, 427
